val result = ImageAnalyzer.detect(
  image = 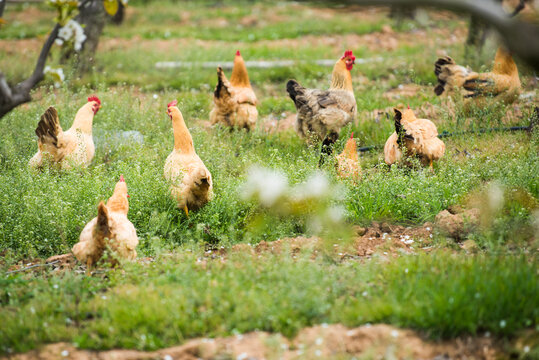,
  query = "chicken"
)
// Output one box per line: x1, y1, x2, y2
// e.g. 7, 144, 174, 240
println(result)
164, 100, 213, 216
434, 47, 521, 105
29, 96, 101, 170
287, 50, 357, 165
336, 132, 361, 180
210, 50, 258, 130
72, 175, 138, 271
384, 107, 445, 171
